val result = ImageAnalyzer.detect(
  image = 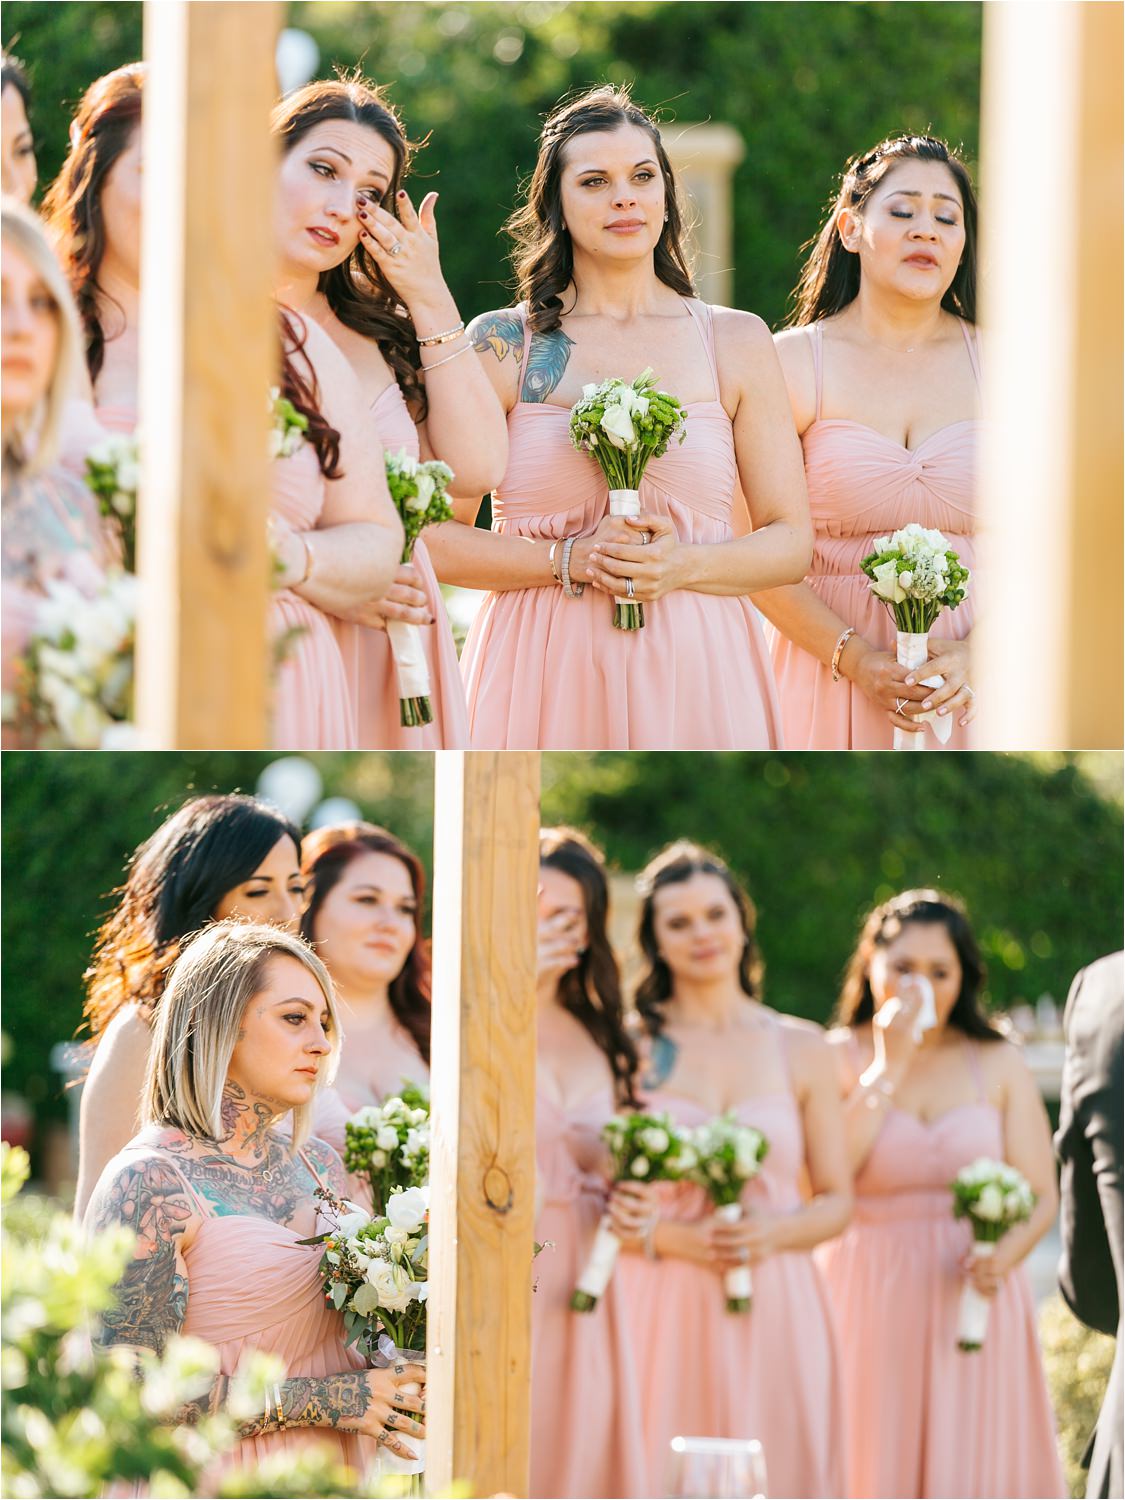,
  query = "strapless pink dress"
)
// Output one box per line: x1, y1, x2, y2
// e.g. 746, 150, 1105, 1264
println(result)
531, 1084, 646, 1498
617, 1042, 845, 1498
271, 443, 356, 749
332, 381, 469, 749
460, 300, 783, 749
815, 1041, 1065, 1498
770, 320, 980, 749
